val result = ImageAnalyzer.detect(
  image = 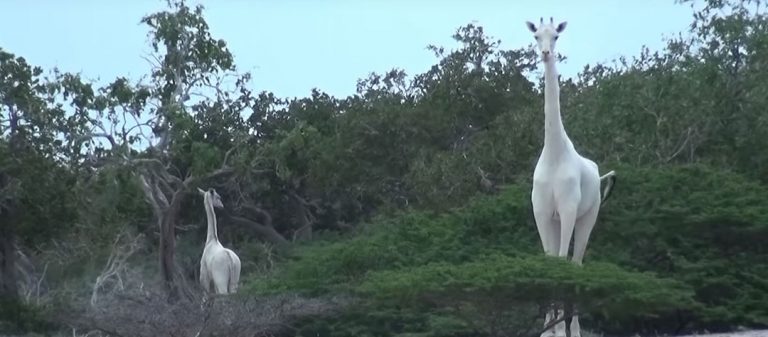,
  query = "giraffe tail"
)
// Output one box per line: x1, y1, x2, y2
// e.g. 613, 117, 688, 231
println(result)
599, 170, 617, 205
226, 251, 241, 294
